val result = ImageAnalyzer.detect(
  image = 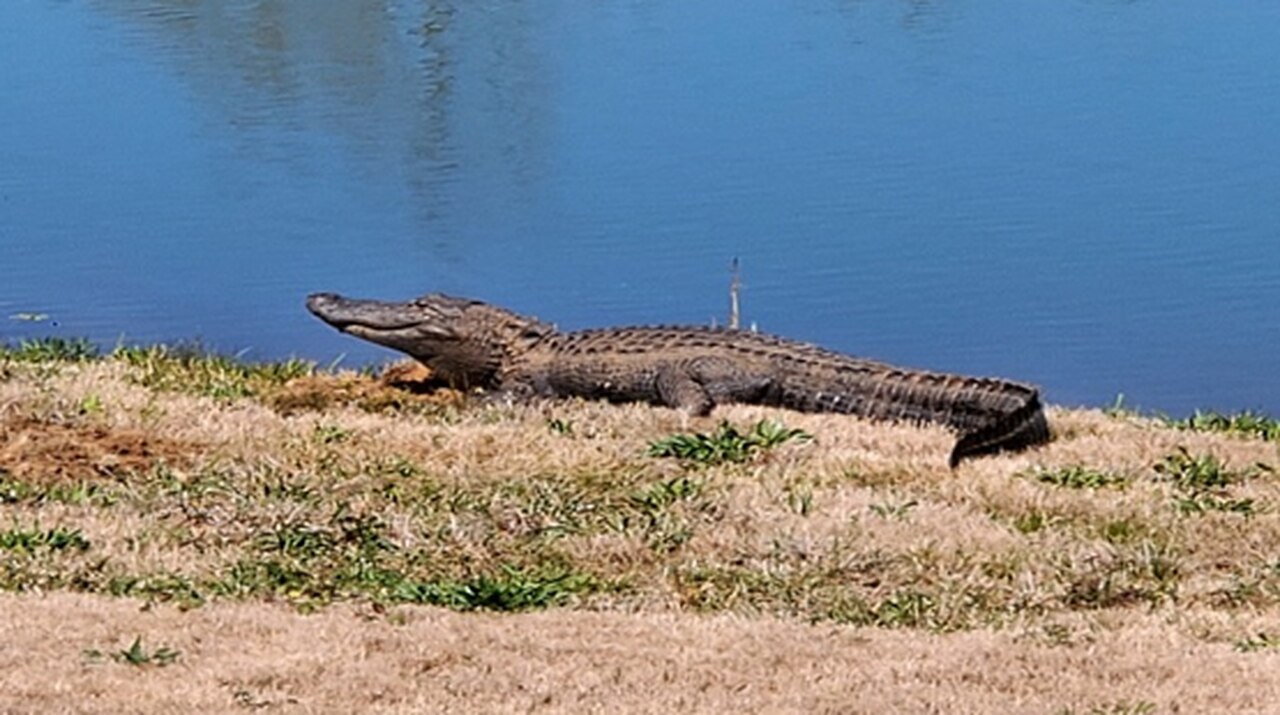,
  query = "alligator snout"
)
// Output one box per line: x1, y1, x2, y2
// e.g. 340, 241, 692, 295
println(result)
305, 292, 342, 315
306, 292, 421, 331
